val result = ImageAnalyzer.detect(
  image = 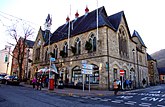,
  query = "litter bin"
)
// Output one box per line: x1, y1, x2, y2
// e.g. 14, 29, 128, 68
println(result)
58, 80, 64, 89
49, 79, 54, 90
